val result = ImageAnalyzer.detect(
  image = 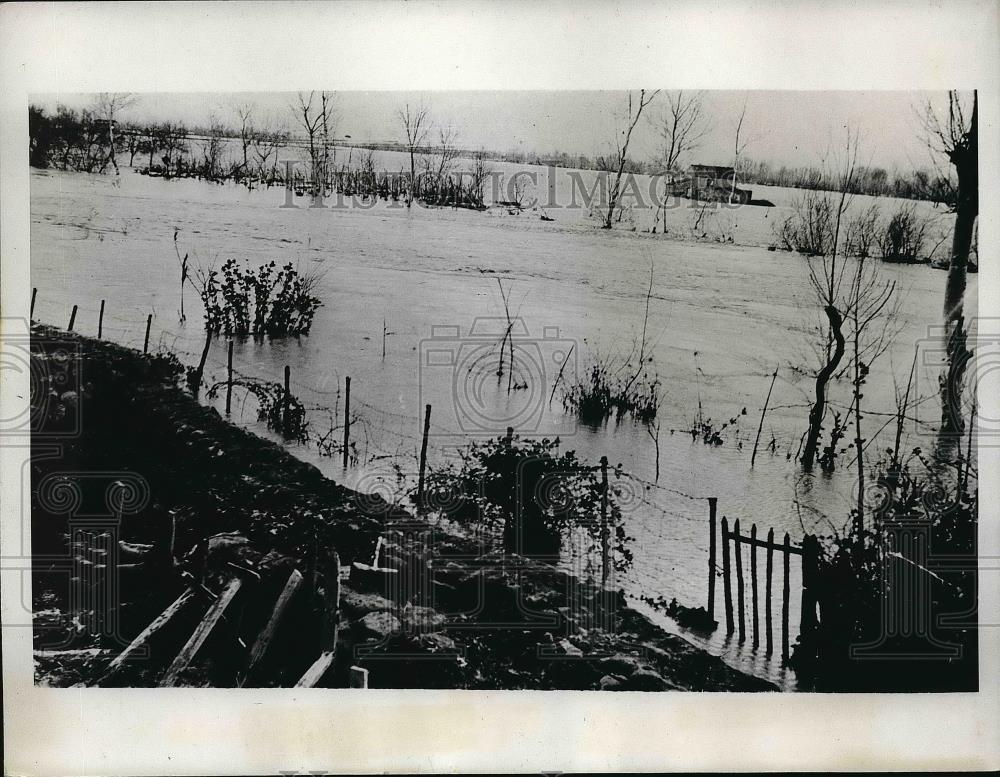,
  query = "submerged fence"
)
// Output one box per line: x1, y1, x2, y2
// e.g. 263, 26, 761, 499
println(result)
707, 498, 818, 663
